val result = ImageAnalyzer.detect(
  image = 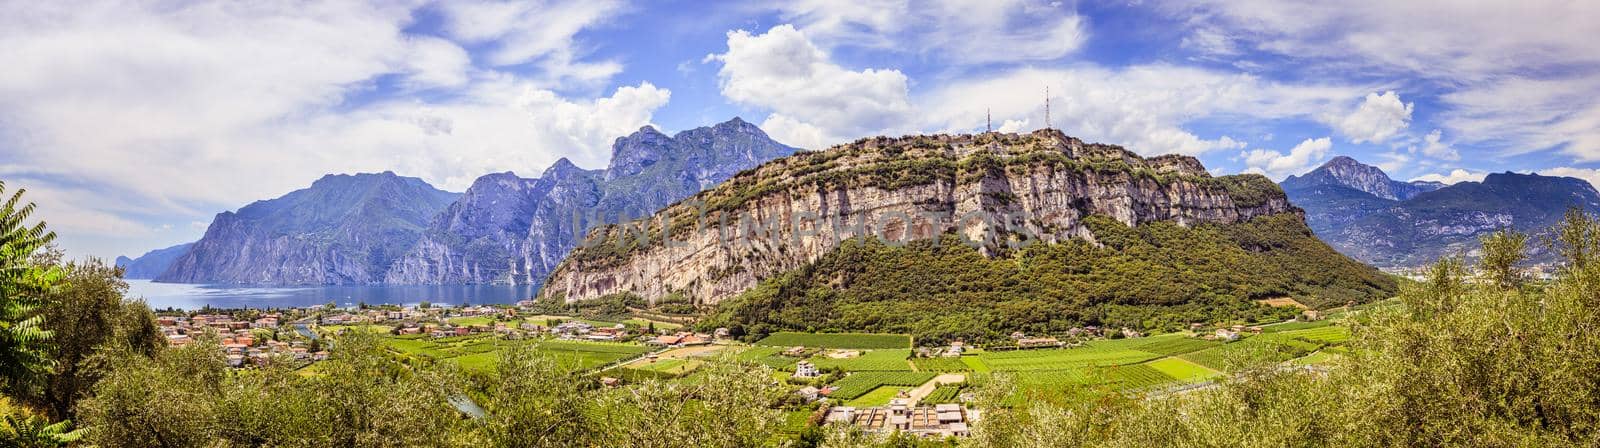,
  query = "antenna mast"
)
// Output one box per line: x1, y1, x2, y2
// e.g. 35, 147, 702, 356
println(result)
986, 108, 992, 133
1044, 86, 1052, 130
